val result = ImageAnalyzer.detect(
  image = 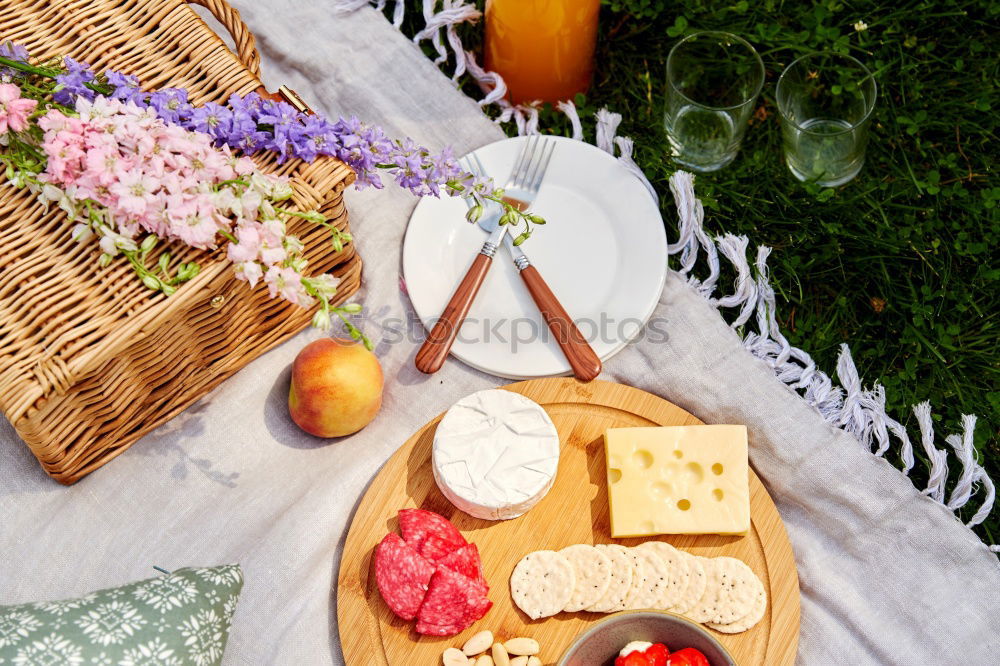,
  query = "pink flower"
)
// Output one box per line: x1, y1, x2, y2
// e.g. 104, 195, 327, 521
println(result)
0, 83, 37, 133
264, 265, 311, 305
234, 261, 263, 288
109, 169, 157, 216
227, 222, 261, 263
